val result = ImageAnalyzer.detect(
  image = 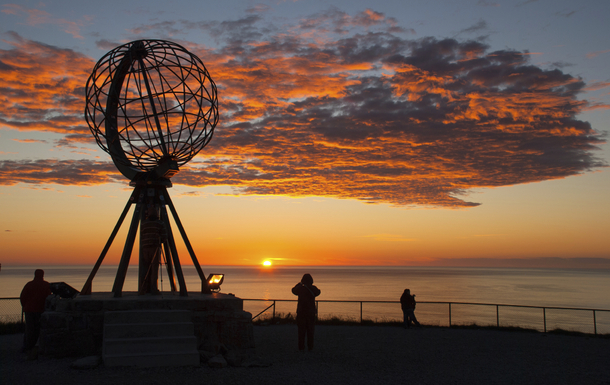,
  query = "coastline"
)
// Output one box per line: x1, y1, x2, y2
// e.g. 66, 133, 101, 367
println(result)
2, 324, 609, 385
